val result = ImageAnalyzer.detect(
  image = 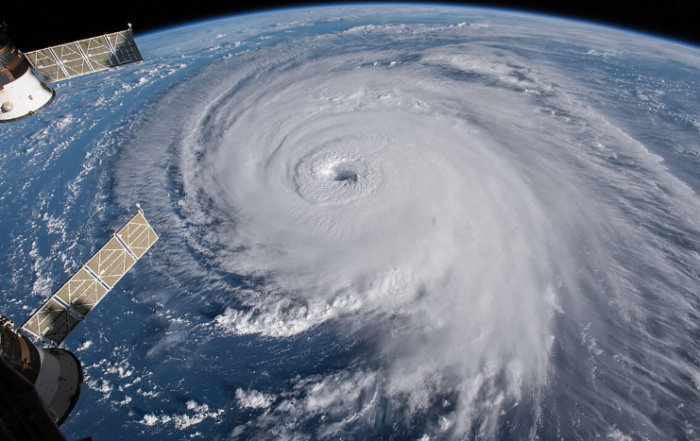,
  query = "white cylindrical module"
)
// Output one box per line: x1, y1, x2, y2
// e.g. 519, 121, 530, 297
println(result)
33, 347, 83, 425
0, 33, 55, 123
0, 323, 82, 426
